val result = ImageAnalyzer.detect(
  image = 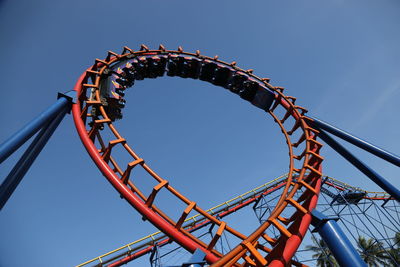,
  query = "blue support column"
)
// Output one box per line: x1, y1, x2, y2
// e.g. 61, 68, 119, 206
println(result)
163, 249, 206, 267
0, 91, 74, 164
316, 129, 400, 202
182, 249, 206, 267
308, 116, 400, 167
0, 107, 69, 210
0, 91, 75, 210
311, 210, 367, 267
